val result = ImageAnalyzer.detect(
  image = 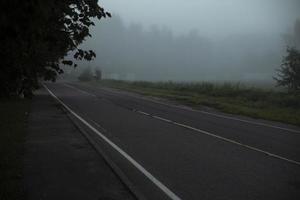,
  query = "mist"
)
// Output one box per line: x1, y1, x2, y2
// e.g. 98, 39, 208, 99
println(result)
74, 0, 300, 85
